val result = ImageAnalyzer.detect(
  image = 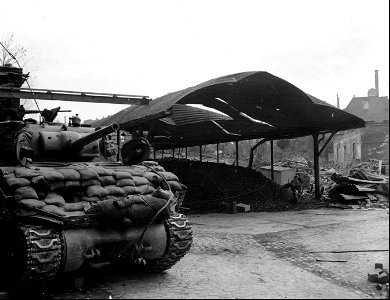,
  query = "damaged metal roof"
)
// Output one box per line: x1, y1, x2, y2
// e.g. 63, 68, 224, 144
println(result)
94, 71, 365, 149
